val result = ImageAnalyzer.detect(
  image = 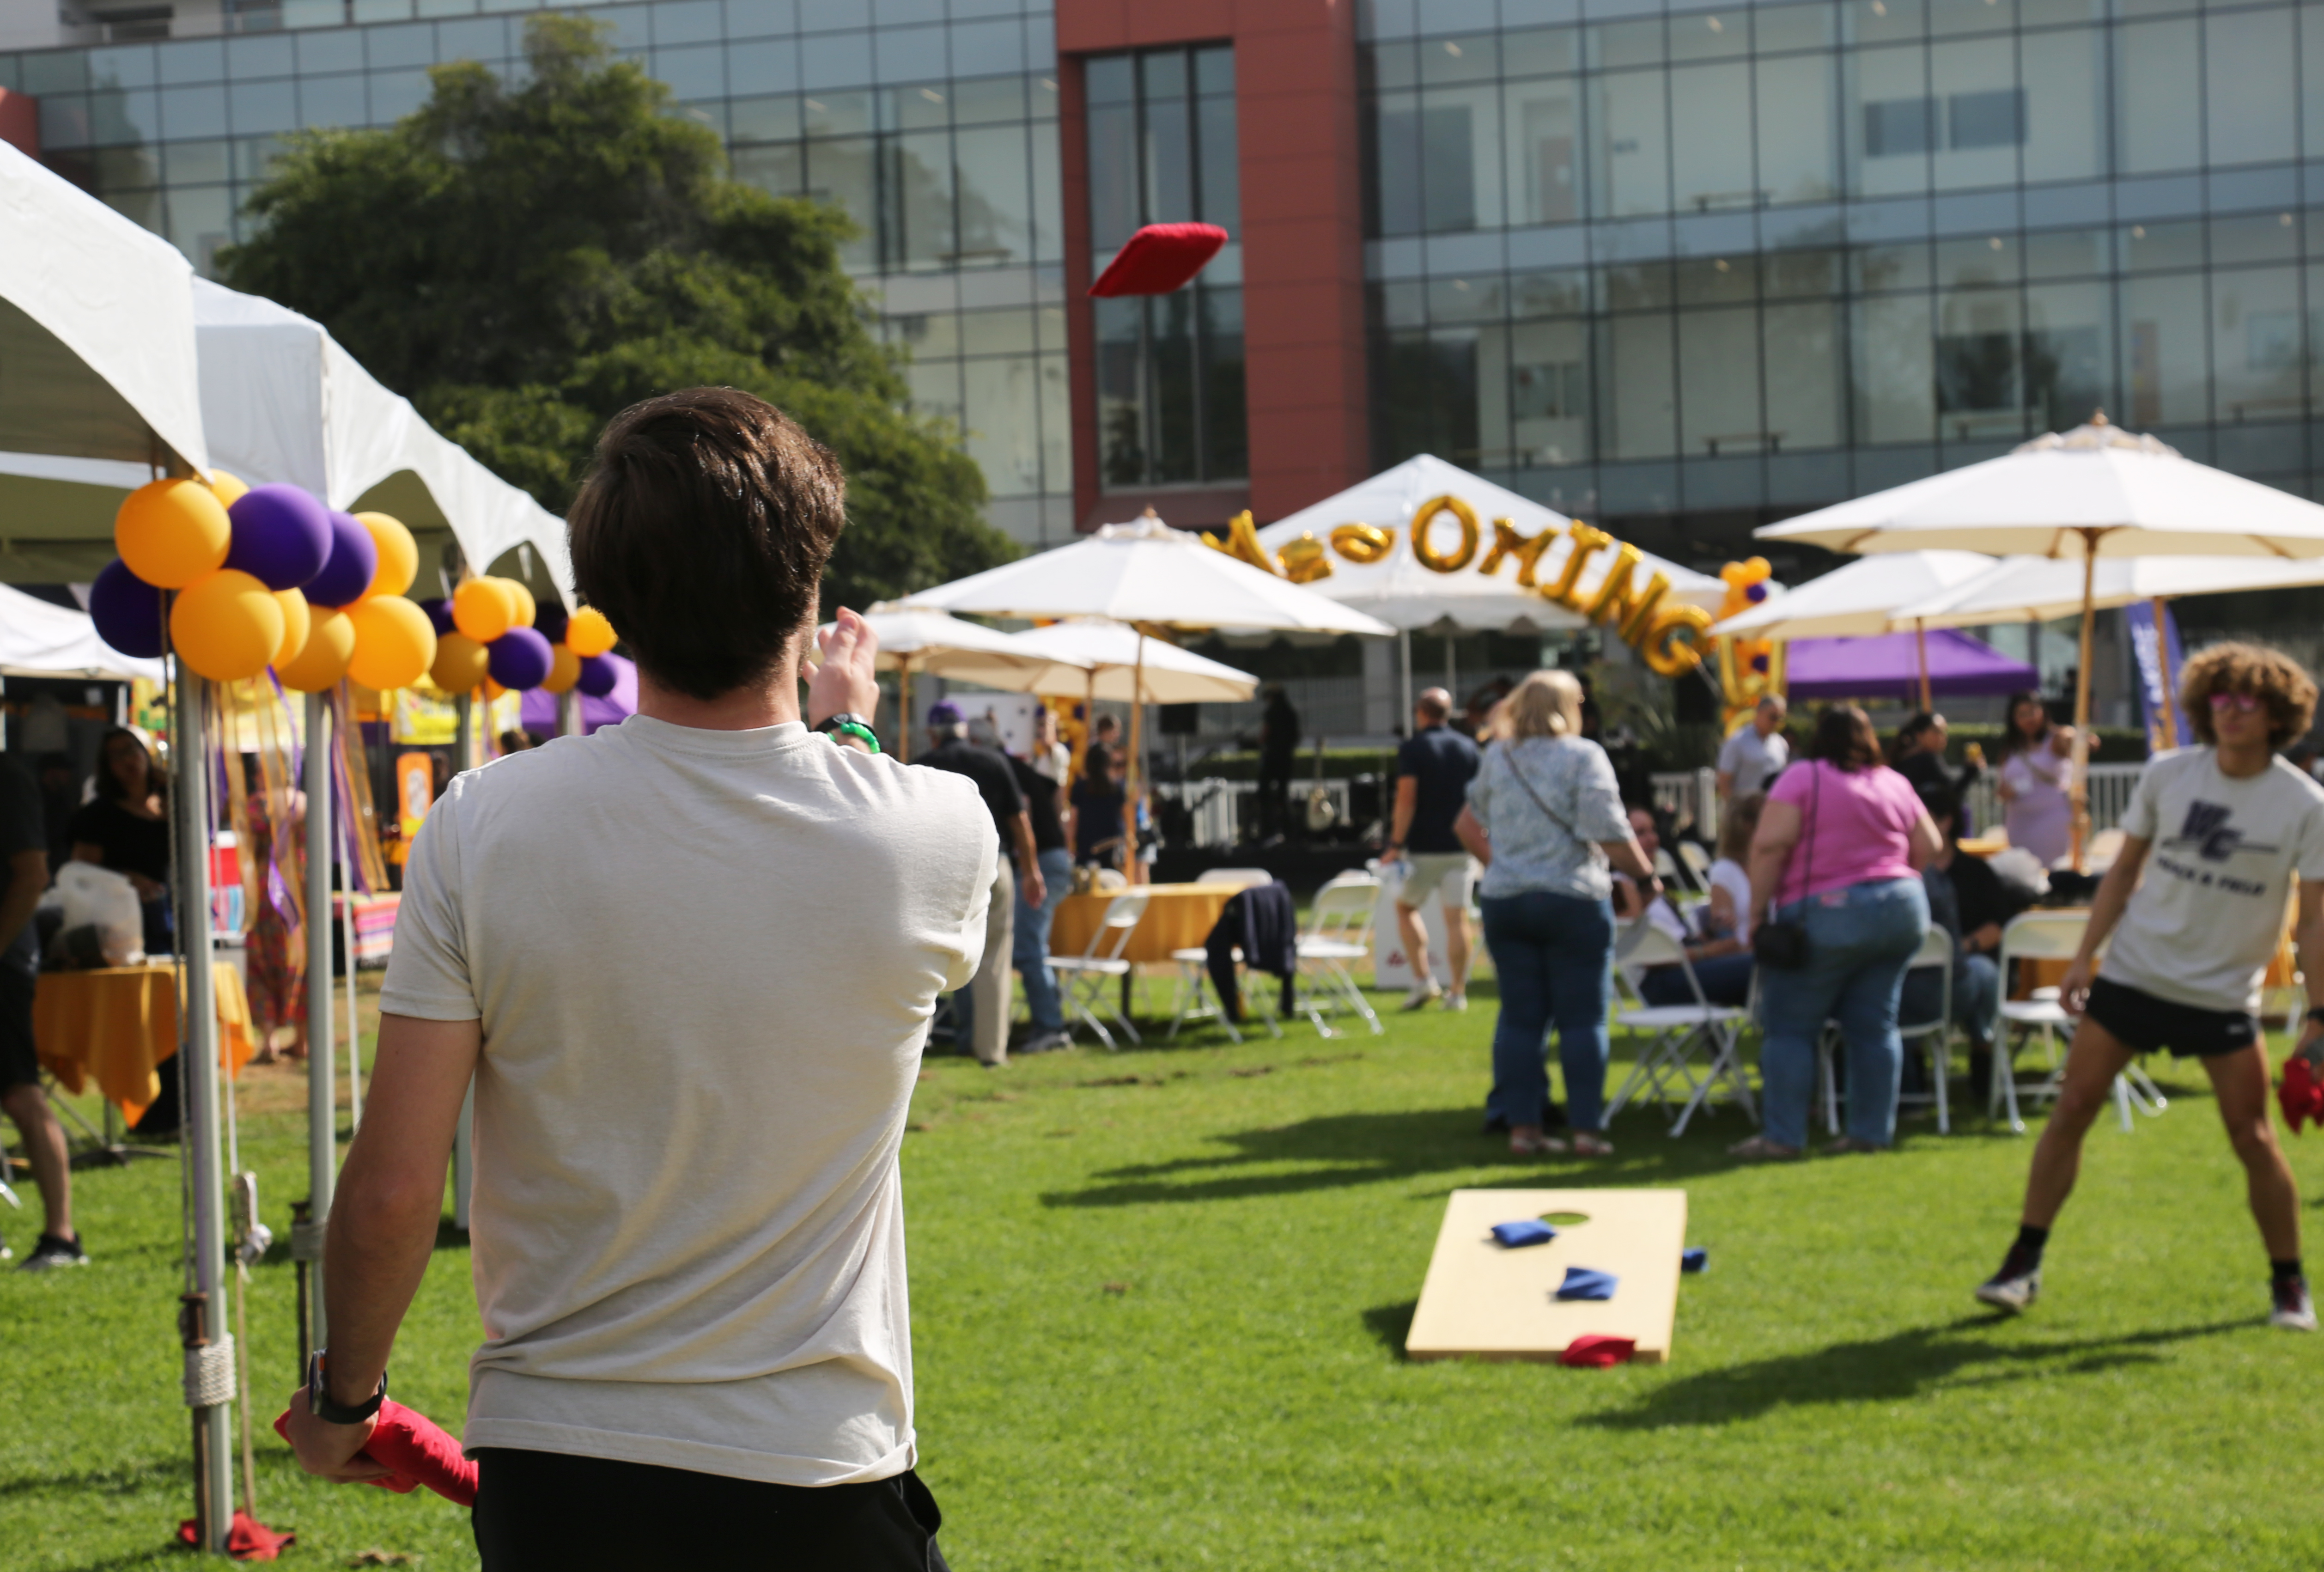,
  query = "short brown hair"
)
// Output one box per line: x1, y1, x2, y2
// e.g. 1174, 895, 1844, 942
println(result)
2180, 640, 2318, 751
568, 388, 846, 701
1805, 704, 1882, 771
